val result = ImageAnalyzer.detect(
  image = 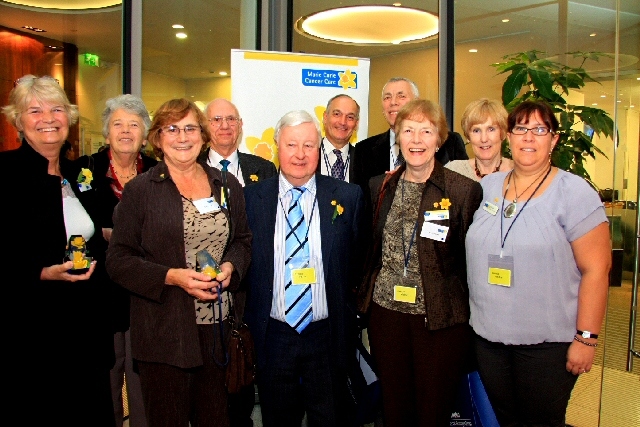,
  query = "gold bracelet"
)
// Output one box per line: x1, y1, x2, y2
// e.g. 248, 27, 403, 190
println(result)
574, 335, 598, 347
